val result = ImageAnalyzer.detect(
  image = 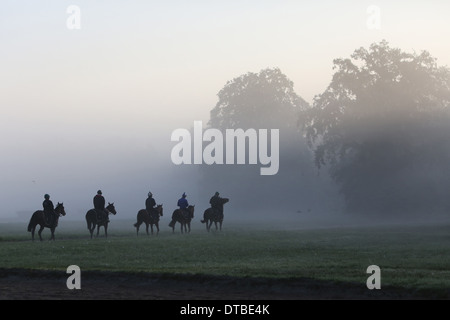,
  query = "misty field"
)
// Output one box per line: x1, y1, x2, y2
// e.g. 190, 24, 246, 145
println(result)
0, 219, 450, 299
